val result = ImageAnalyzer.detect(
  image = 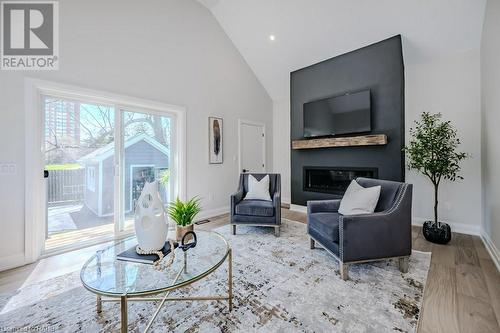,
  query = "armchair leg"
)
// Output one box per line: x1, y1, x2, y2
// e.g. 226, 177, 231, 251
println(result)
398, 257, 409, 273
340, 262, 349, 281
274, 226, 280, 237
232, 225, 236, 235
310, 238, 315, 249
